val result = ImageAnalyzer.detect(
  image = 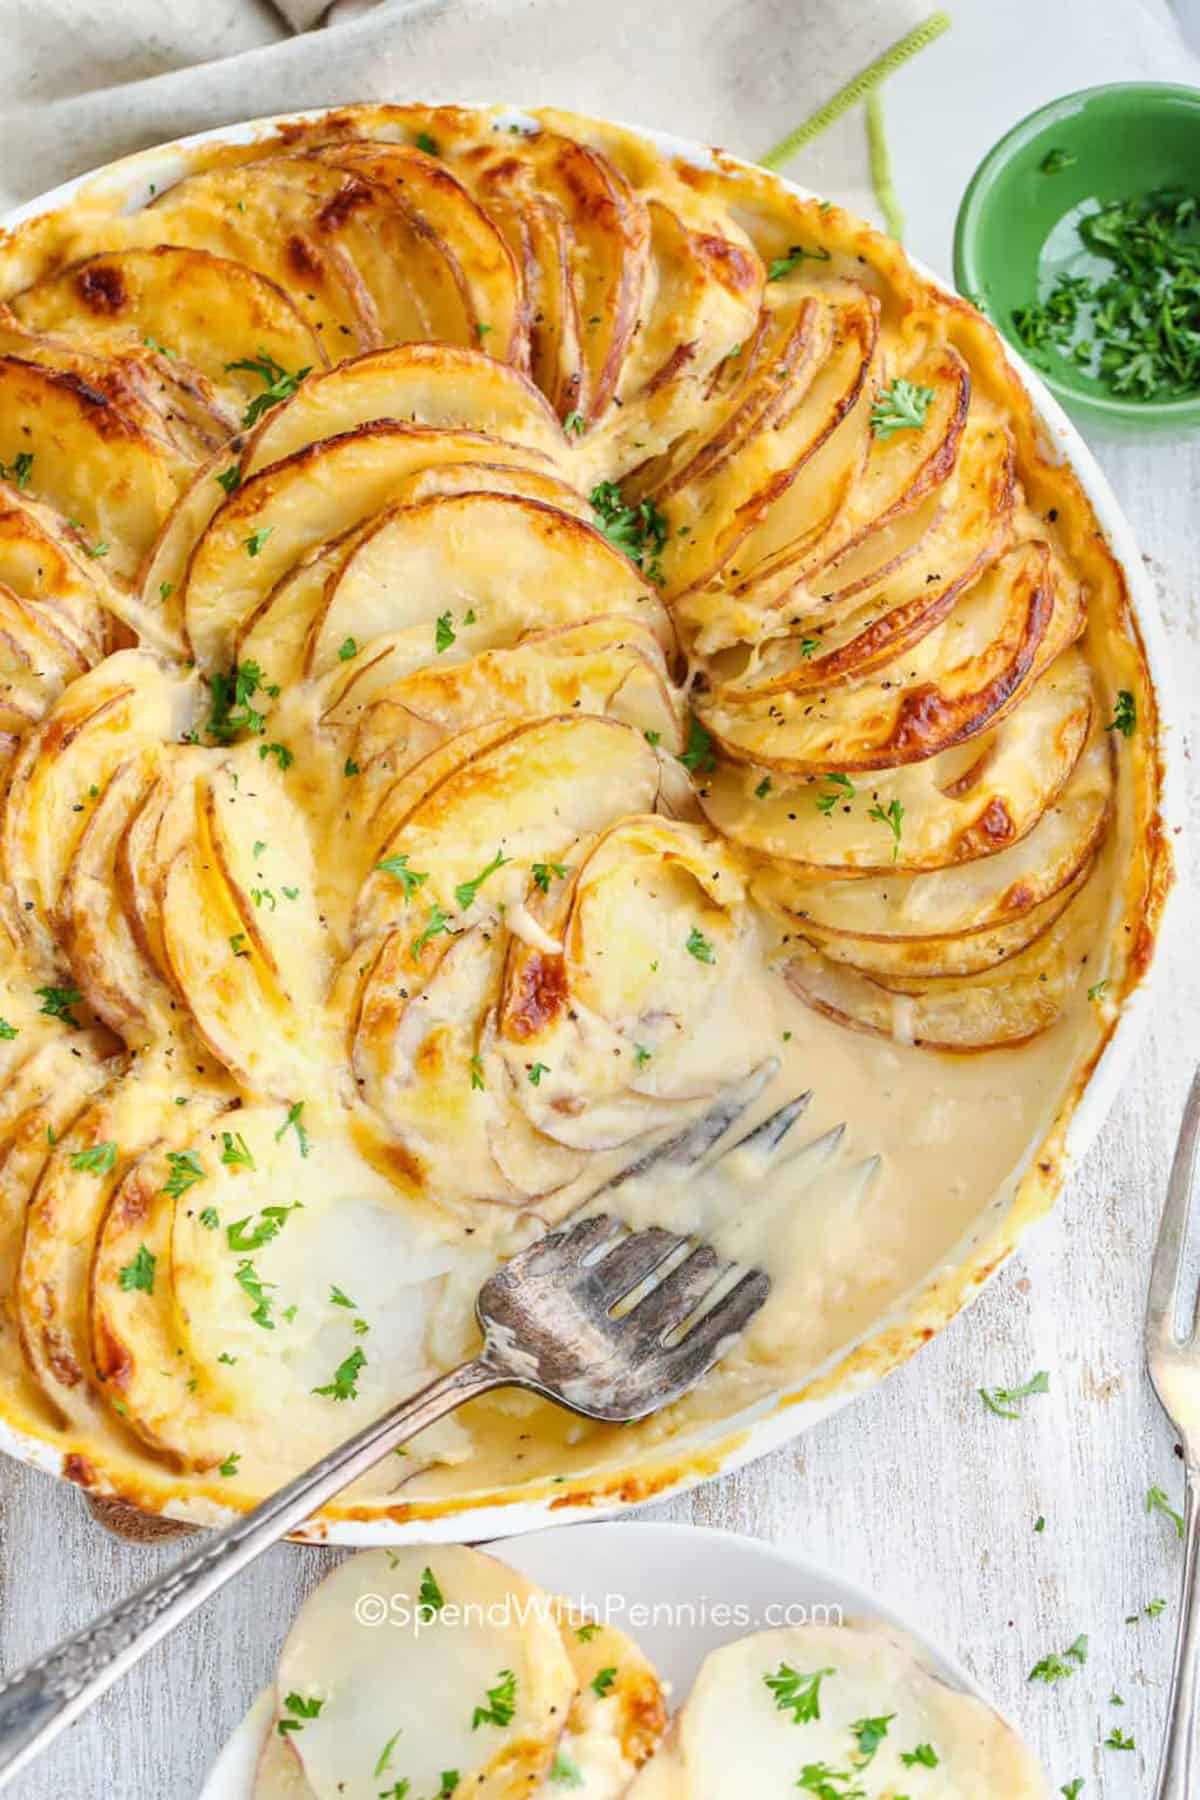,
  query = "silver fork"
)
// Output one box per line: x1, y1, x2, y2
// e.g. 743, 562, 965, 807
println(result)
0, 1061, 797, 1789
1147, 1066, 1200, 1800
